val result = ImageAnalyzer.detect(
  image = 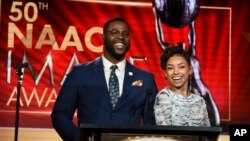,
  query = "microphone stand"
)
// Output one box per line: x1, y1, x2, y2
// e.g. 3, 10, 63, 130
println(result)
13, 63, 28, 141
